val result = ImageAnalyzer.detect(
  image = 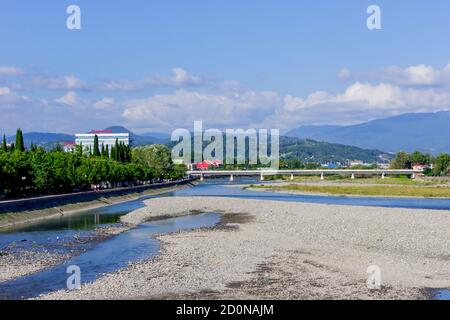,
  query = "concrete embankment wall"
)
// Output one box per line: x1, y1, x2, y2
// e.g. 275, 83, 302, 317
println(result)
0, 178, 196, 229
